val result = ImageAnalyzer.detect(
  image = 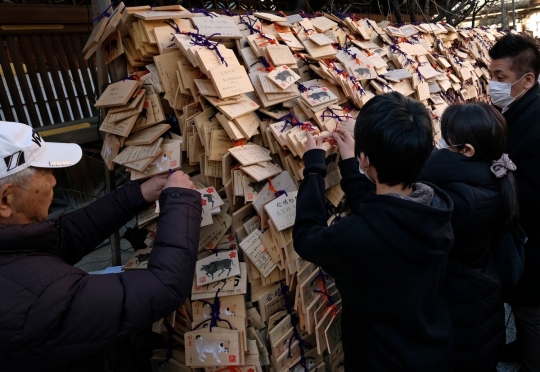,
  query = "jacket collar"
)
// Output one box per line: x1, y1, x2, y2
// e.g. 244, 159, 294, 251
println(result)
0, 218, 61, 256
503, 82, 540, 125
